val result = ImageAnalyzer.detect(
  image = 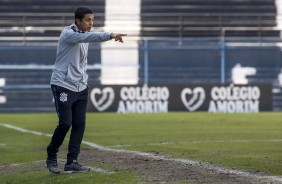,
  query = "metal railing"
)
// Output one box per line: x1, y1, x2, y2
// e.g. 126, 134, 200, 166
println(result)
1, 36, 282, 85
